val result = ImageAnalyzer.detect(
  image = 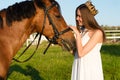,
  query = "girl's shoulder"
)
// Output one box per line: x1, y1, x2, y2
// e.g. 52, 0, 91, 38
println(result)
88, 29, 103, 43
88, 29, 102, 37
